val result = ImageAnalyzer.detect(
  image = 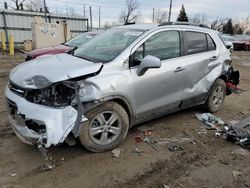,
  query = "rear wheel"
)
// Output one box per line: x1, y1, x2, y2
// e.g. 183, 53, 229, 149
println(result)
79, 102, 129, 152
205, 79, 226, 113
